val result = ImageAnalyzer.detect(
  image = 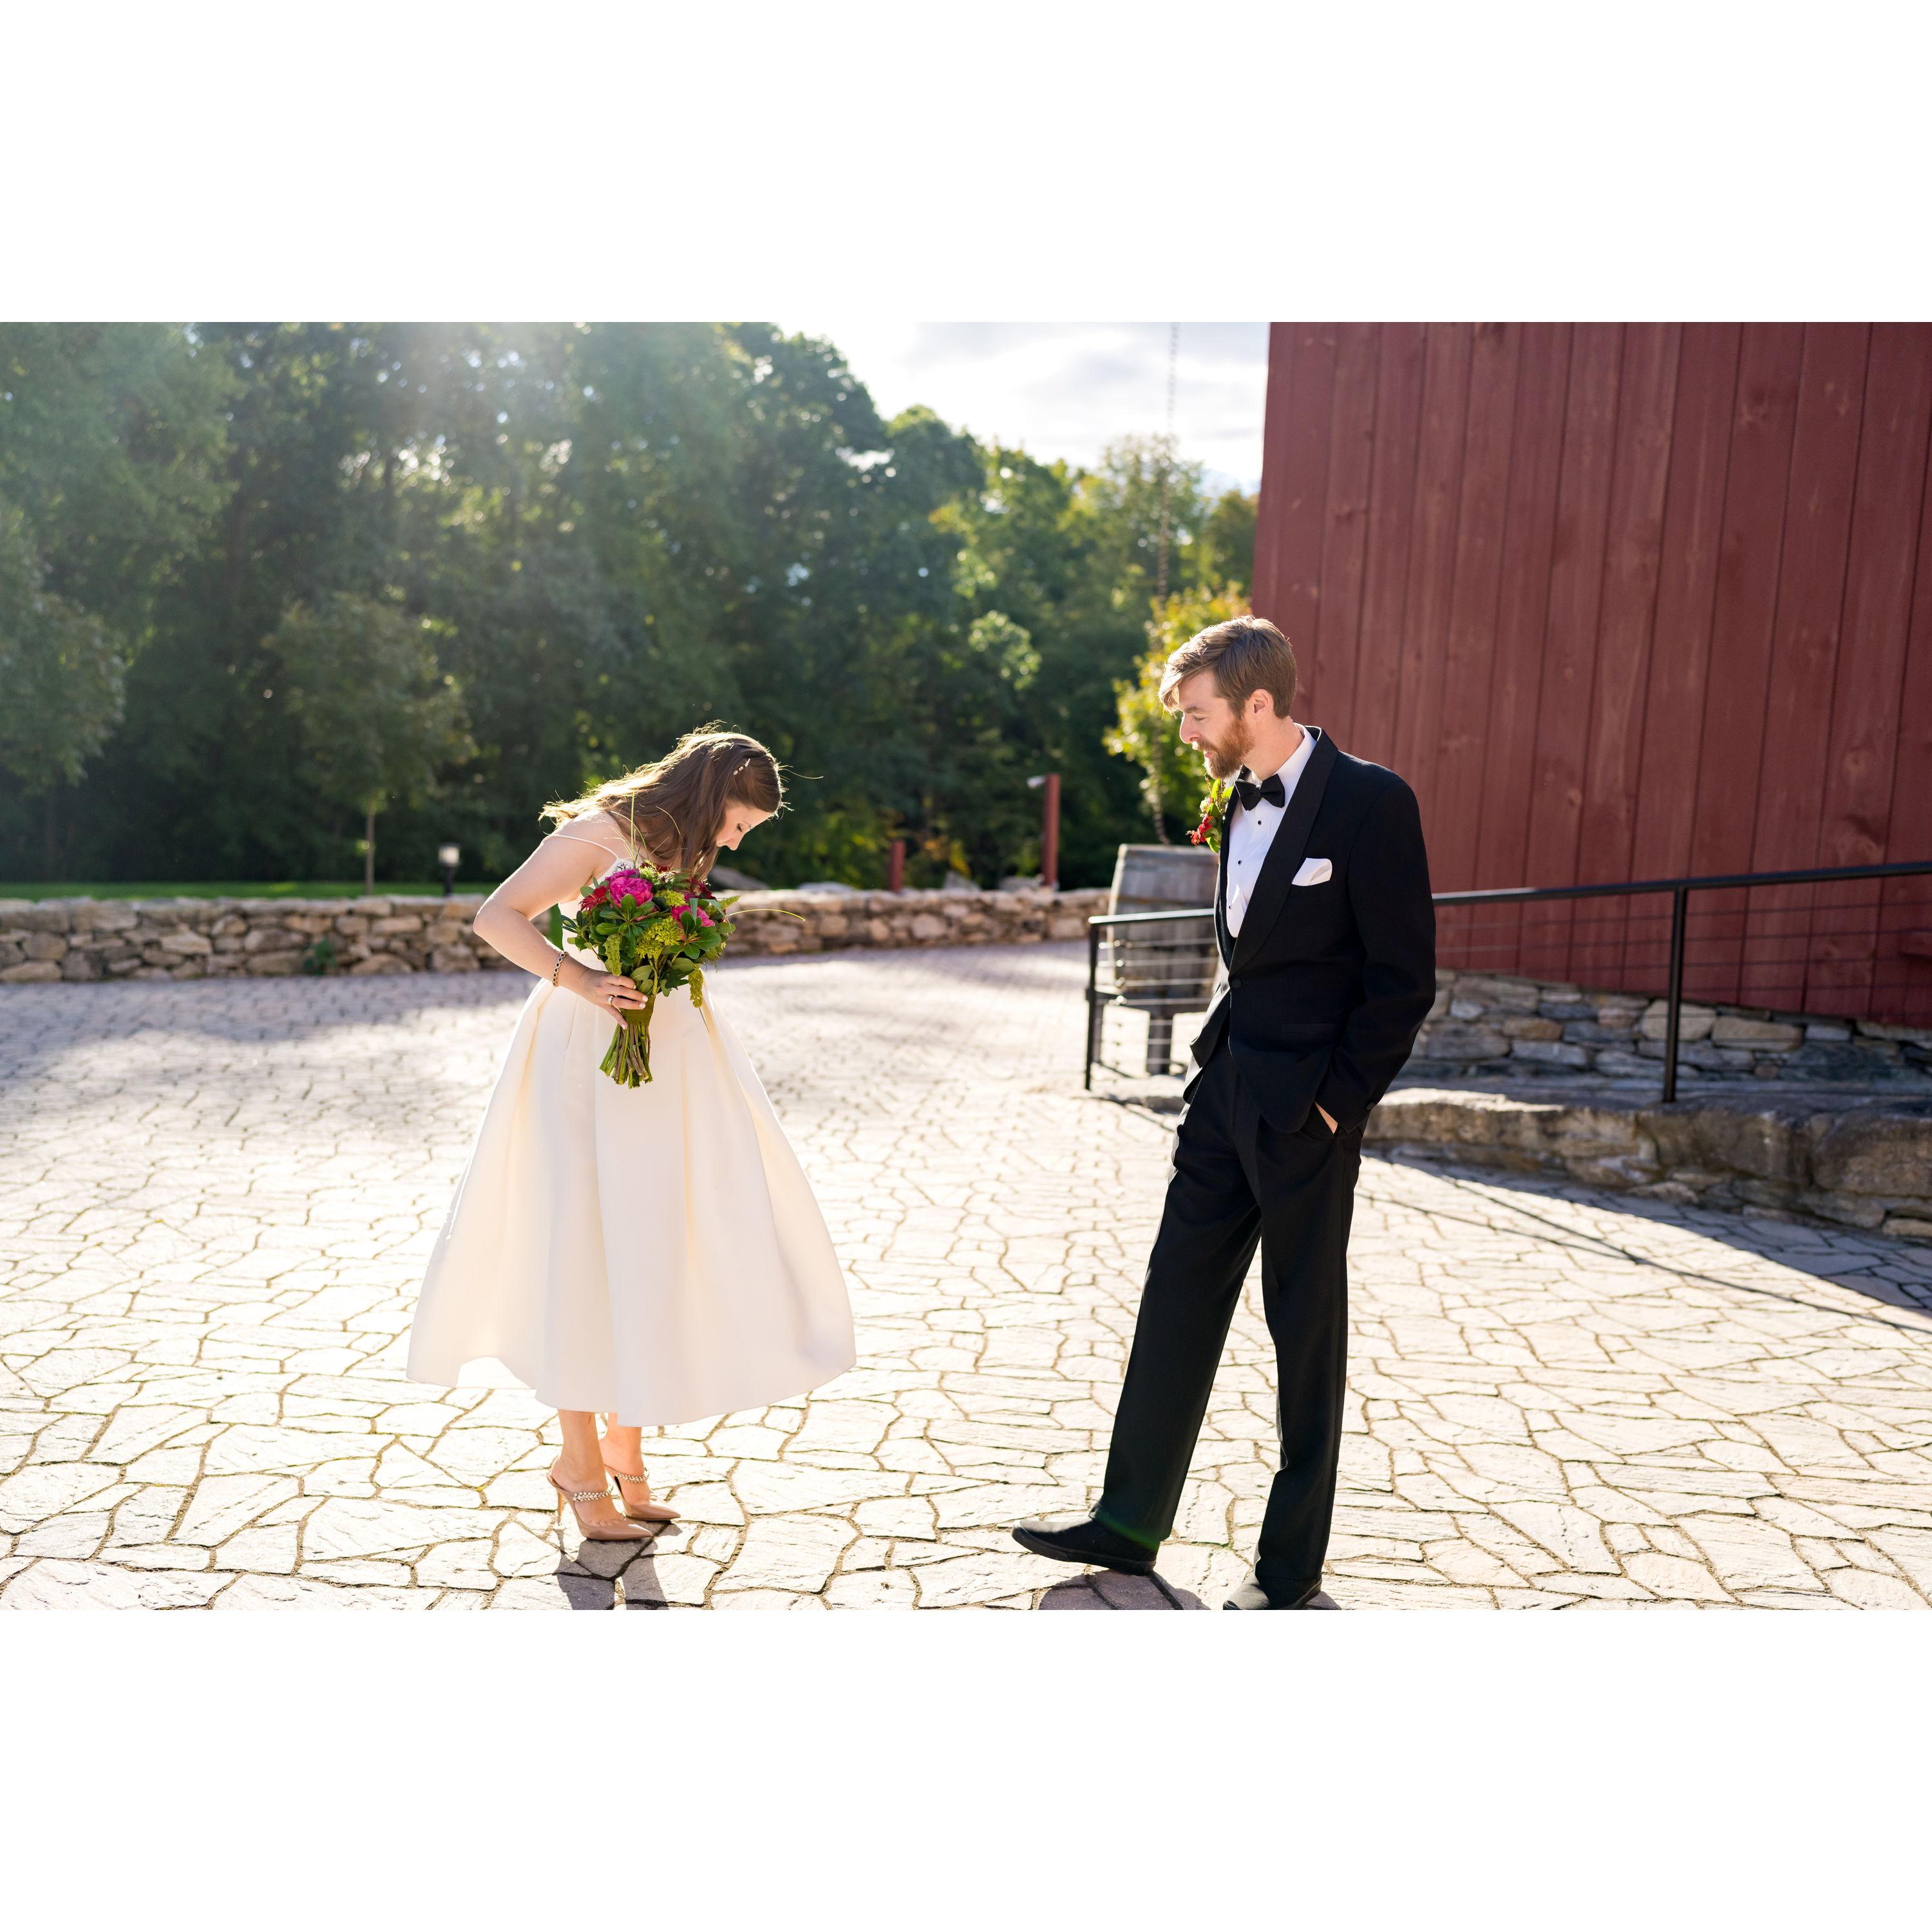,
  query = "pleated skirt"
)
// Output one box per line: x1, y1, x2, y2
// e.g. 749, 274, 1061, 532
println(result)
406, 969, 856, 1425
